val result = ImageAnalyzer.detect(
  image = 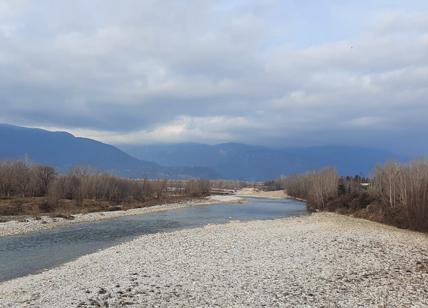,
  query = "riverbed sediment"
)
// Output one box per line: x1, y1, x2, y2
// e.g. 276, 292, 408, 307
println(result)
0, 212, 427, 307
0, 195, 243, 237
